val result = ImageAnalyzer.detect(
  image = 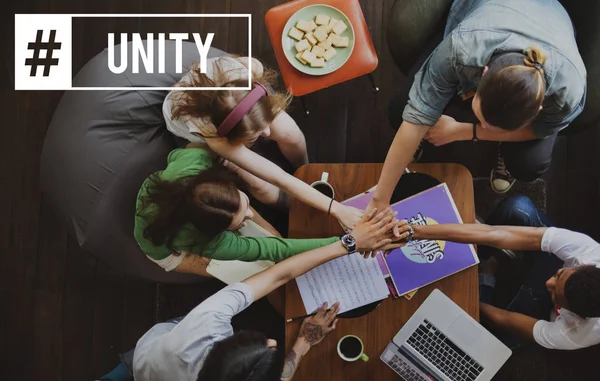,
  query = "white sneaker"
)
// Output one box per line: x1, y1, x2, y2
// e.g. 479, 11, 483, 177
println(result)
490, 148, 516, 193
